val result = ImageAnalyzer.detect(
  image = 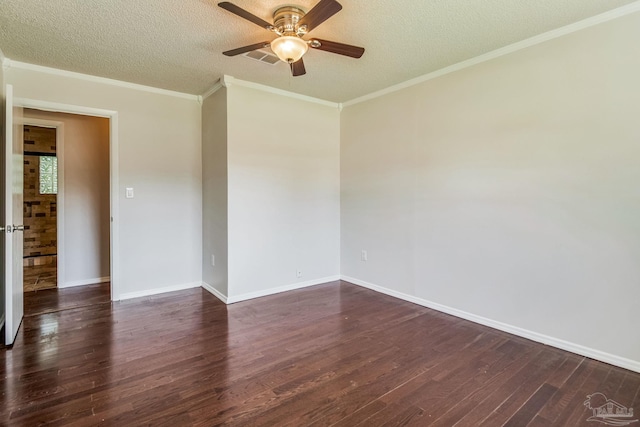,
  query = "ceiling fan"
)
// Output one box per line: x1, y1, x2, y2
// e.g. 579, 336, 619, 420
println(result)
218, 0, 365, 76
